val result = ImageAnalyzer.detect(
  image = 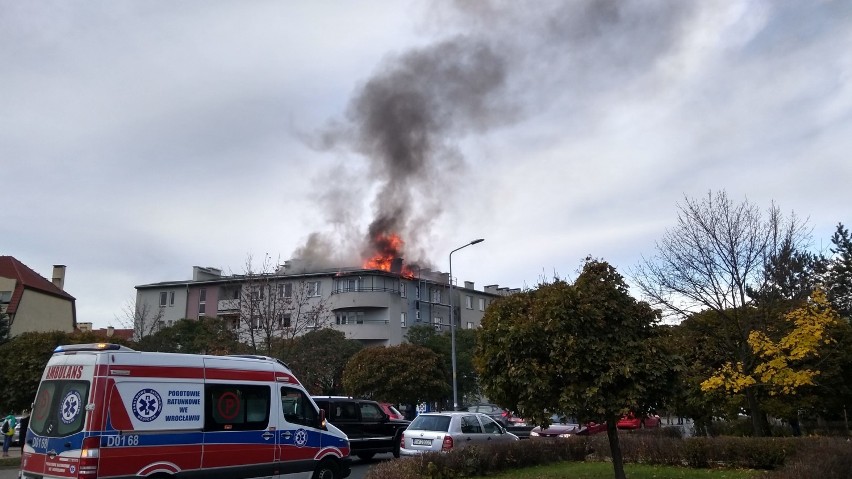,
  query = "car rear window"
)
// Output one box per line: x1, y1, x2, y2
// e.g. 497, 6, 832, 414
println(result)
409, 415, 451, 432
